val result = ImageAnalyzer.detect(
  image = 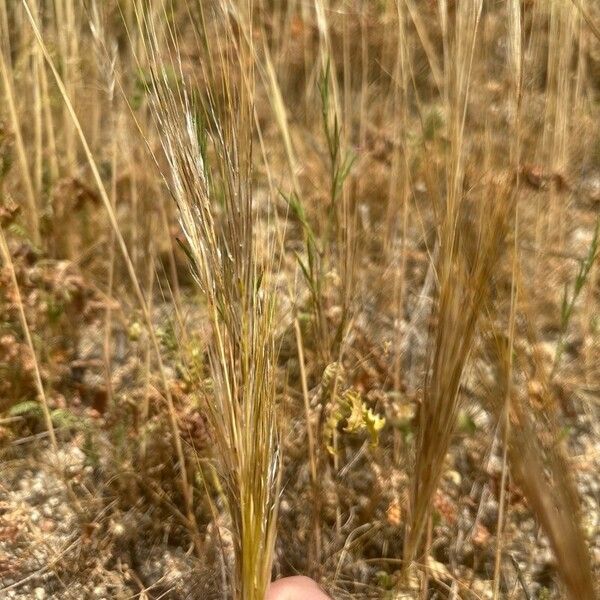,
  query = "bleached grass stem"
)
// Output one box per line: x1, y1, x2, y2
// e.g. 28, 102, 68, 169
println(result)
21, 0, 200, 555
